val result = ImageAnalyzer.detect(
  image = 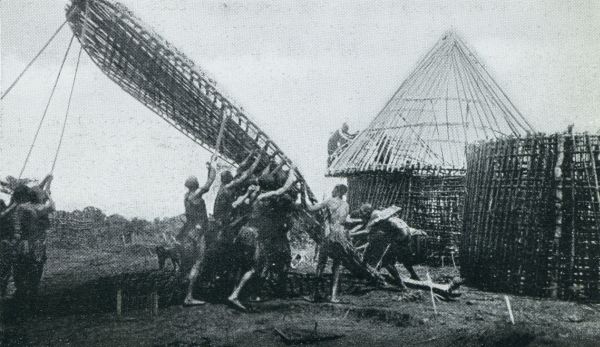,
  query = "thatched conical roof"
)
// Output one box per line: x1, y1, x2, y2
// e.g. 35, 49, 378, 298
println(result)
328, 31, 534, 176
